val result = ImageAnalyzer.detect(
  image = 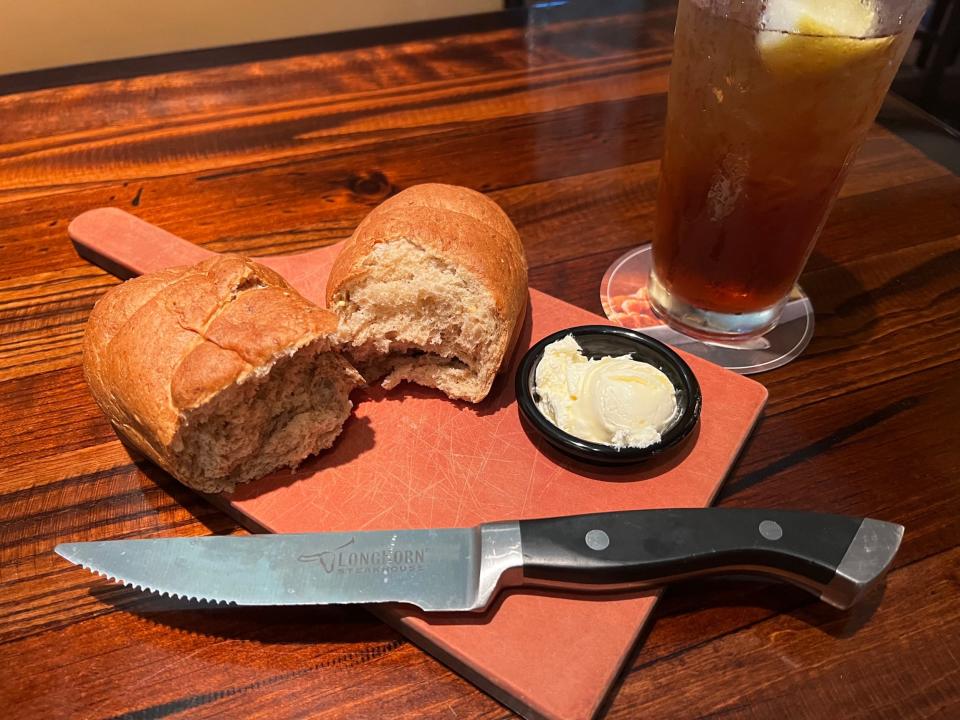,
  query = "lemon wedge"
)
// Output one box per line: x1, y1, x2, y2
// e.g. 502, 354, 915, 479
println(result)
758, 0, 893, 75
